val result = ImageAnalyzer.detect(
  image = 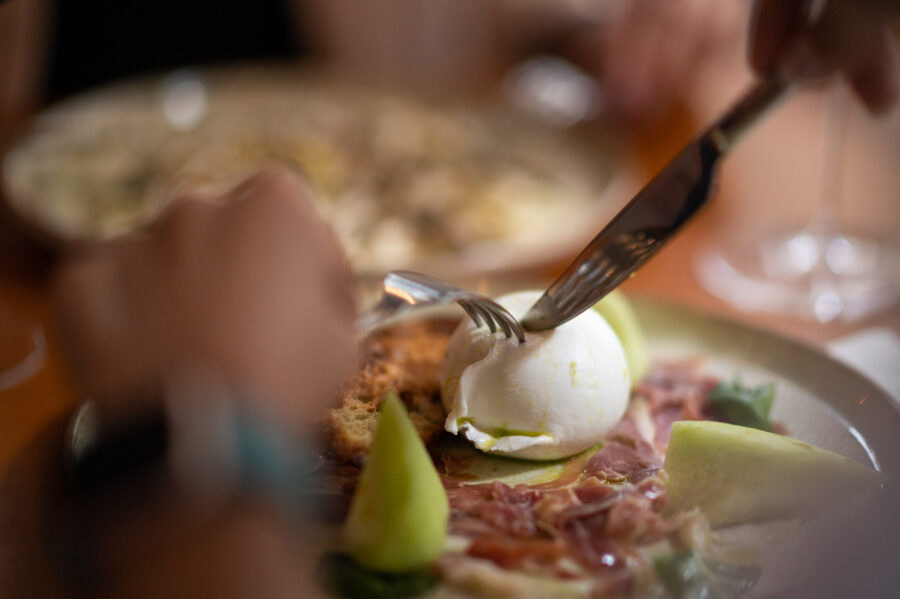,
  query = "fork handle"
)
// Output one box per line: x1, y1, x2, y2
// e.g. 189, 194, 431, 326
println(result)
355, 306, 387, 336
705, 76, 790, 154
355, 296, 408, 337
